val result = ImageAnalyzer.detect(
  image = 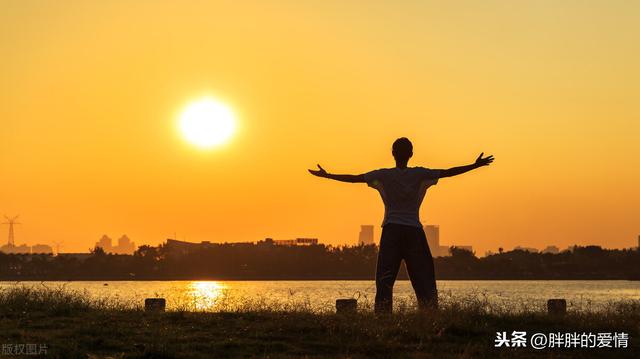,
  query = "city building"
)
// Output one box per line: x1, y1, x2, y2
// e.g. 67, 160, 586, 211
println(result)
423, 224, 473, 257
0, 243, 31, 254
358, 225, 374, 245
95, 234, 136, 255
31, 244, 53, 254
295, 237, 318, 245
165, 237, 319, 256
96, 235, 113, 252
424, 225, 447, 257
273, 238, 318, 246
166, 238, 211, 254
0, 242, 54, 255
164, 238, 217, 256
114, 235, 136, 254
